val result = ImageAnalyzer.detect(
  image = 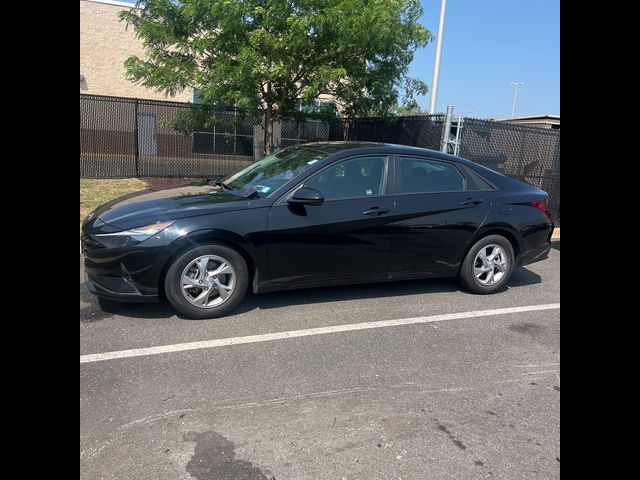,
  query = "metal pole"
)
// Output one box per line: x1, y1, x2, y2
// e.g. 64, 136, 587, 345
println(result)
510, 81, 523, 118
133, 98, 140, 177
441, 105, 454, 153
428, 0, 448, 114
453, 116, 463, 156
510, 87, 518, 118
